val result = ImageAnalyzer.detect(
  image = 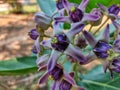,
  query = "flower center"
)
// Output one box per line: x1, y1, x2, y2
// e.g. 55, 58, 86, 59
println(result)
69, 7, 83, 23
49, 65, 63, 81
108, 5, 120, 15
59, 79, 72, 90
51, 33, 69, 52
52, 37, 58, 44
70, 6, 76, 12
93, 40, 112, 58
